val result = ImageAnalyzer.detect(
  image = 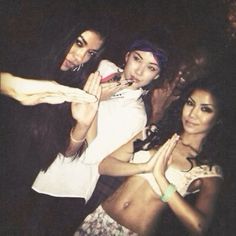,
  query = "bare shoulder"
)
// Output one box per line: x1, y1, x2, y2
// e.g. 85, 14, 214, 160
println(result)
200, 175, 223, 195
